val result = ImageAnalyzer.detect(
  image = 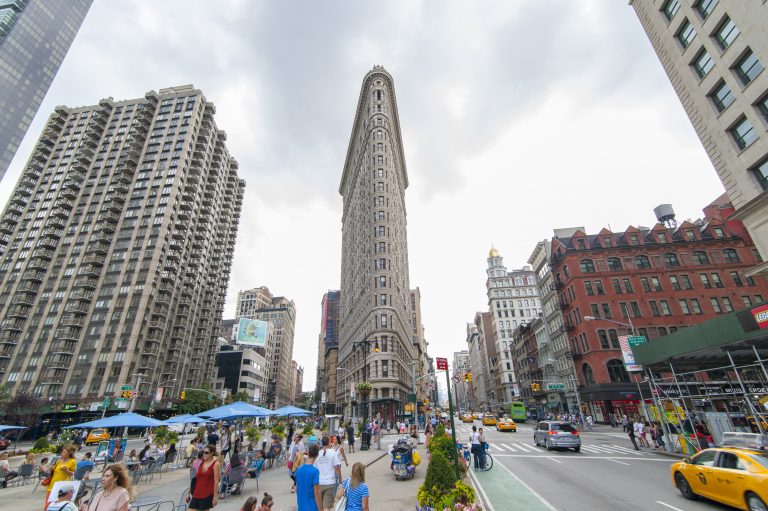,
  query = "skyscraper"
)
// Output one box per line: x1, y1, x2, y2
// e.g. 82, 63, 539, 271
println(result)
235, 286, 296, 407
0, 0, 93, 182
317, 290, 340, 413
0, 84, 244, 403
338, 66, 416, 422
630, 1, 768, 275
